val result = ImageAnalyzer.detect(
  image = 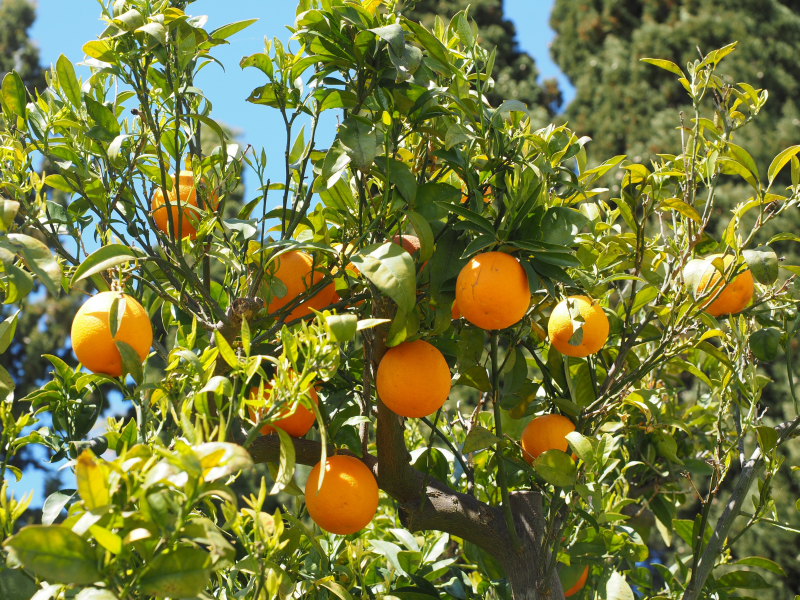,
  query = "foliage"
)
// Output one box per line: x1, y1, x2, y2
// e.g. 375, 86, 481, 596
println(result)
0, 0, 46, 94
0, 1, 799, 600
